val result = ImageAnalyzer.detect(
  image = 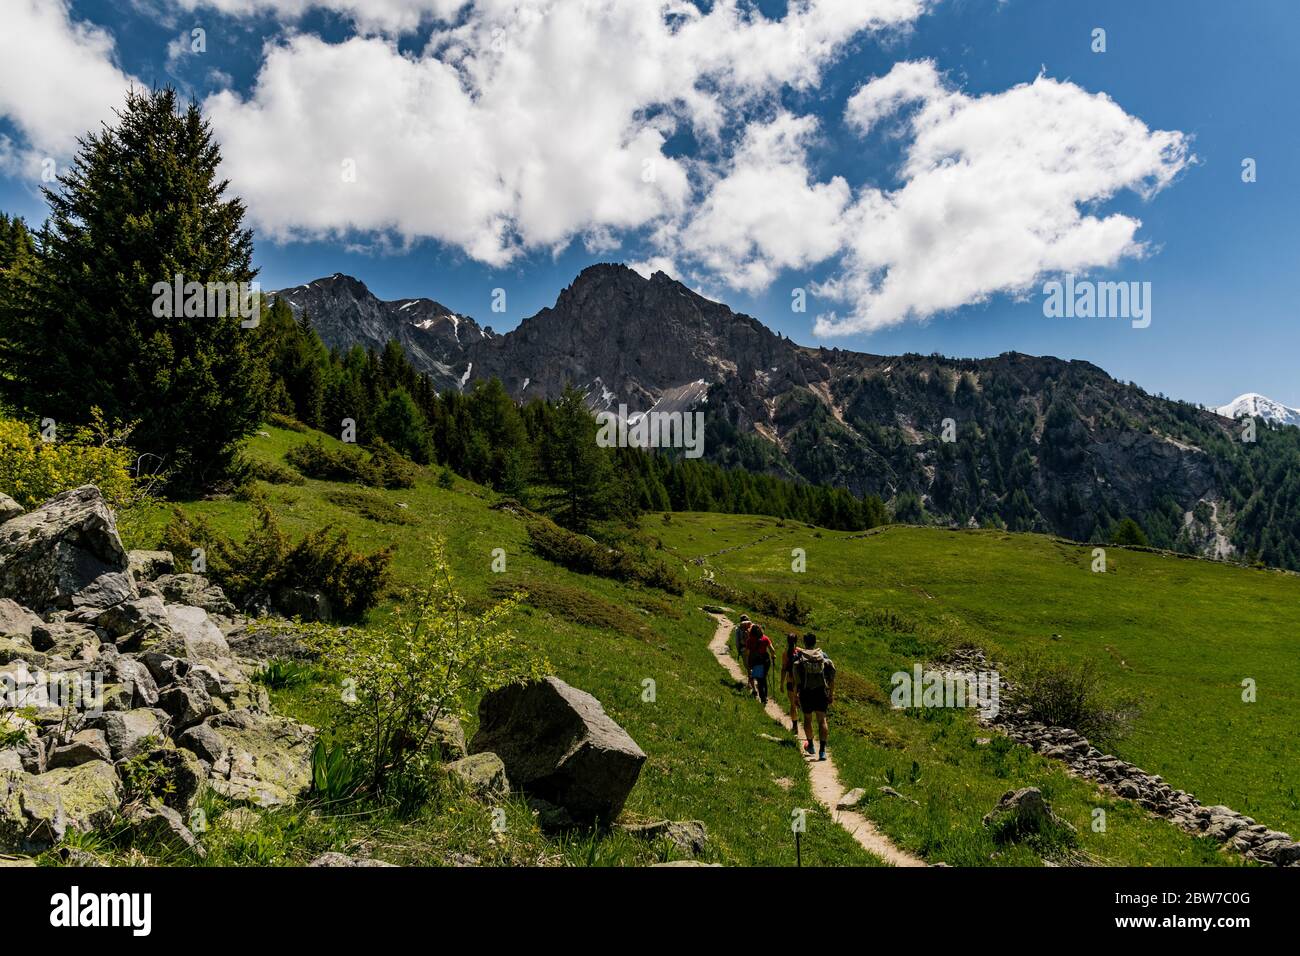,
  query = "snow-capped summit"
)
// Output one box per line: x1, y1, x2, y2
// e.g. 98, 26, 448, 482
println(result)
1215, 393, 1300, 427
